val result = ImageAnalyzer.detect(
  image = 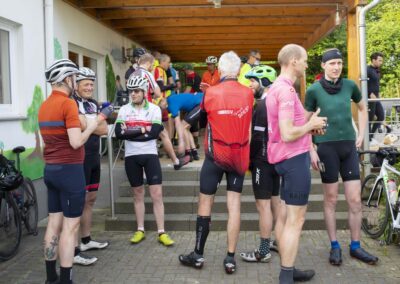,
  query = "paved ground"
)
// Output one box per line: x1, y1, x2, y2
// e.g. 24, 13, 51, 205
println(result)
1, 212, 400, 284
